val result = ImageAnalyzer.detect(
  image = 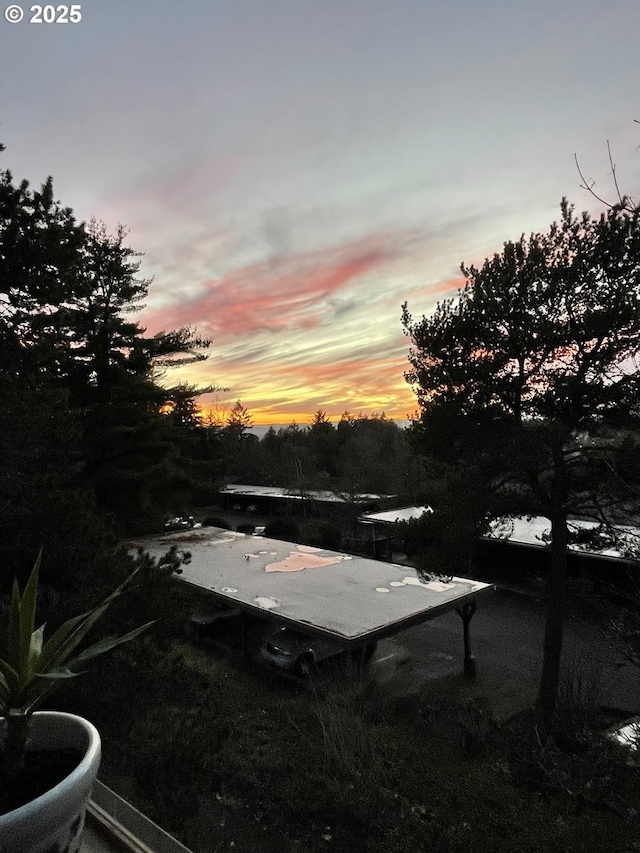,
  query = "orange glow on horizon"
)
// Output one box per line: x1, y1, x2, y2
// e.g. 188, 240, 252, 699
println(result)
199, 404, 415, 428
